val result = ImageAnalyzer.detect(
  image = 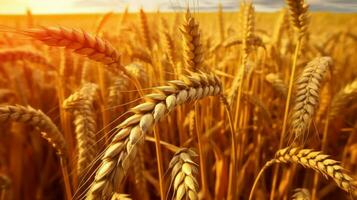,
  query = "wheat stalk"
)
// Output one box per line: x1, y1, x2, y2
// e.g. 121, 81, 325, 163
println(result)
86, 71, 222, 199
289, 57, 332, 142
168, 148, 199, 200
218, 3, 225, 43
63, 83, 98, 177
